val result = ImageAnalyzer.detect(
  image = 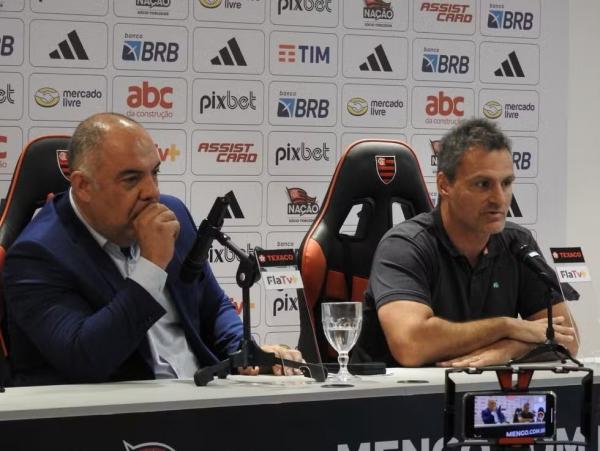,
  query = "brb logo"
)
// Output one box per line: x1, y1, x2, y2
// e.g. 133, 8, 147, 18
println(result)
422, 49, 469, 74
277, 95, 329, 118
127, 81, 172, 108
488, 7, 534, 30
425, 91, 464, 117
0, 35, 14, 56
273, 292, 299, 316
199, 90, 257, 114
277, 0, 332, 14
122, 35, 179, 62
